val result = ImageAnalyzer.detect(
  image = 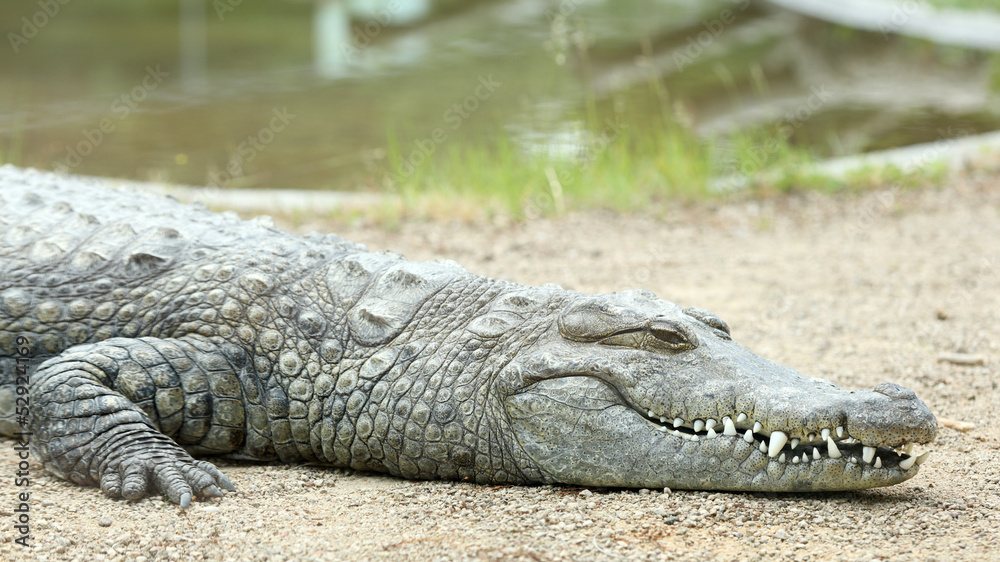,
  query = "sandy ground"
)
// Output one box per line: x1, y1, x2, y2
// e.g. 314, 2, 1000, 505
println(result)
2, 180, 999, 561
